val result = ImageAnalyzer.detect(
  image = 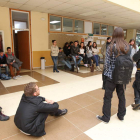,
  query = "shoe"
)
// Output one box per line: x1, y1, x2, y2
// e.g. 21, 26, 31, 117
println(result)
84, 64, 88, 67
13, 76, 17, 80
96, 66, 102, 71
16, 75, 22, 78
117, 116, 124, 121
77, 67, 79, 71
132, 104, 140, 110
56, 70, 59, 73
131, 104, 135, 108
0, 109, 10, 121
59, 109, 68, 116
96, 115, 108, 123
